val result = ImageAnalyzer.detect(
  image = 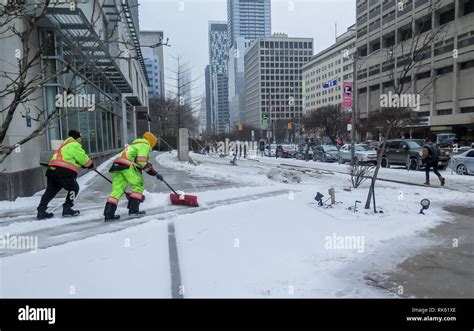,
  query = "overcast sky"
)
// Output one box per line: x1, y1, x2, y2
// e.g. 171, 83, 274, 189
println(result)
139, 0, 356, 104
